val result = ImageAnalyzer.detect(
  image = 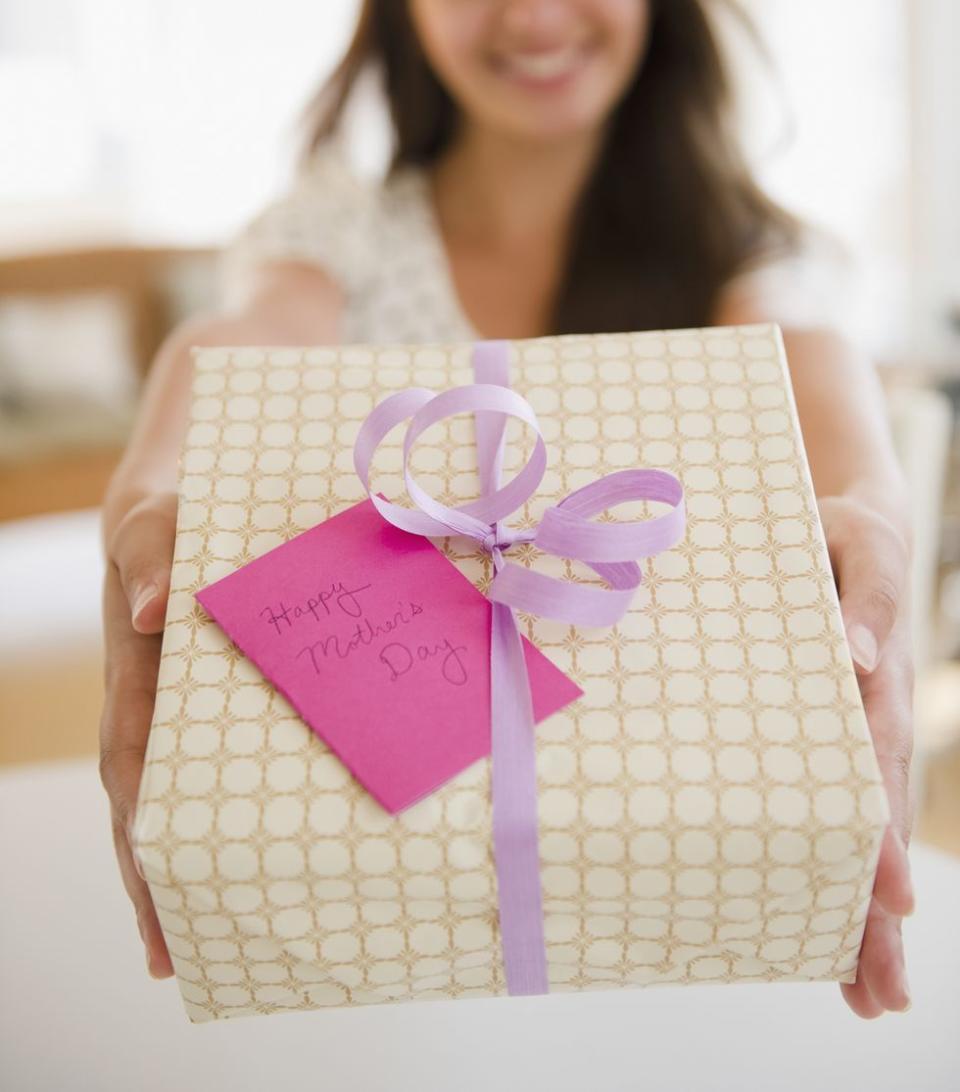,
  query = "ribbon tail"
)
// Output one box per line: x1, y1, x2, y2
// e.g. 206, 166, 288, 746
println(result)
490, 599, 549, 995
472, 340, 511, 497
